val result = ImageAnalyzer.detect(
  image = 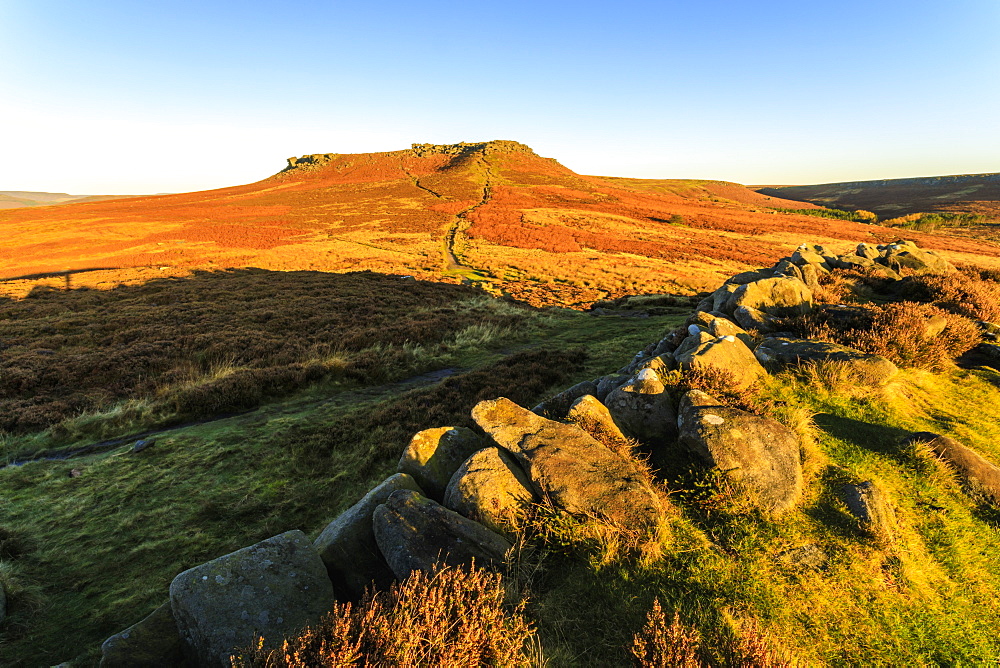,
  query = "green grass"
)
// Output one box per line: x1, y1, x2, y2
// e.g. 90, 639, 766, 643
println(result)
5, 286, 1000, 666
0, 307, 686, 666
524, 365, 1000, 665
